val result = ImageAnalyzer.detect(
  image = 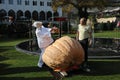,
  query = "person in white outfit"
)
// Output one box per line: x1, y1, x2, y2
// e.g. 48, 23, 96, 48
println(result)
32, 21, 54, 68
